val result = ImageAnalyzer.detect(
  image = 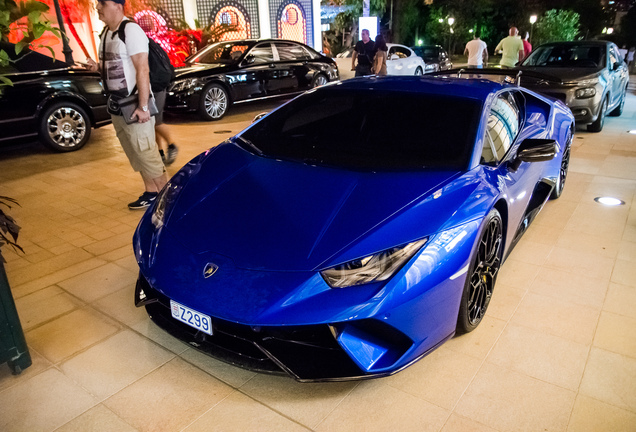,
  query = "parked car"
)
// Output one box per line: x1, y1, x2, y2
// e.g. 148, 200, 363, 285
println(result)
335, 43, 427, 80
411, 45, 453, 72
517, 40, 629, 132
0, 42, 110, 152
165, 39, 339, 121
134, 75, 574, 381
